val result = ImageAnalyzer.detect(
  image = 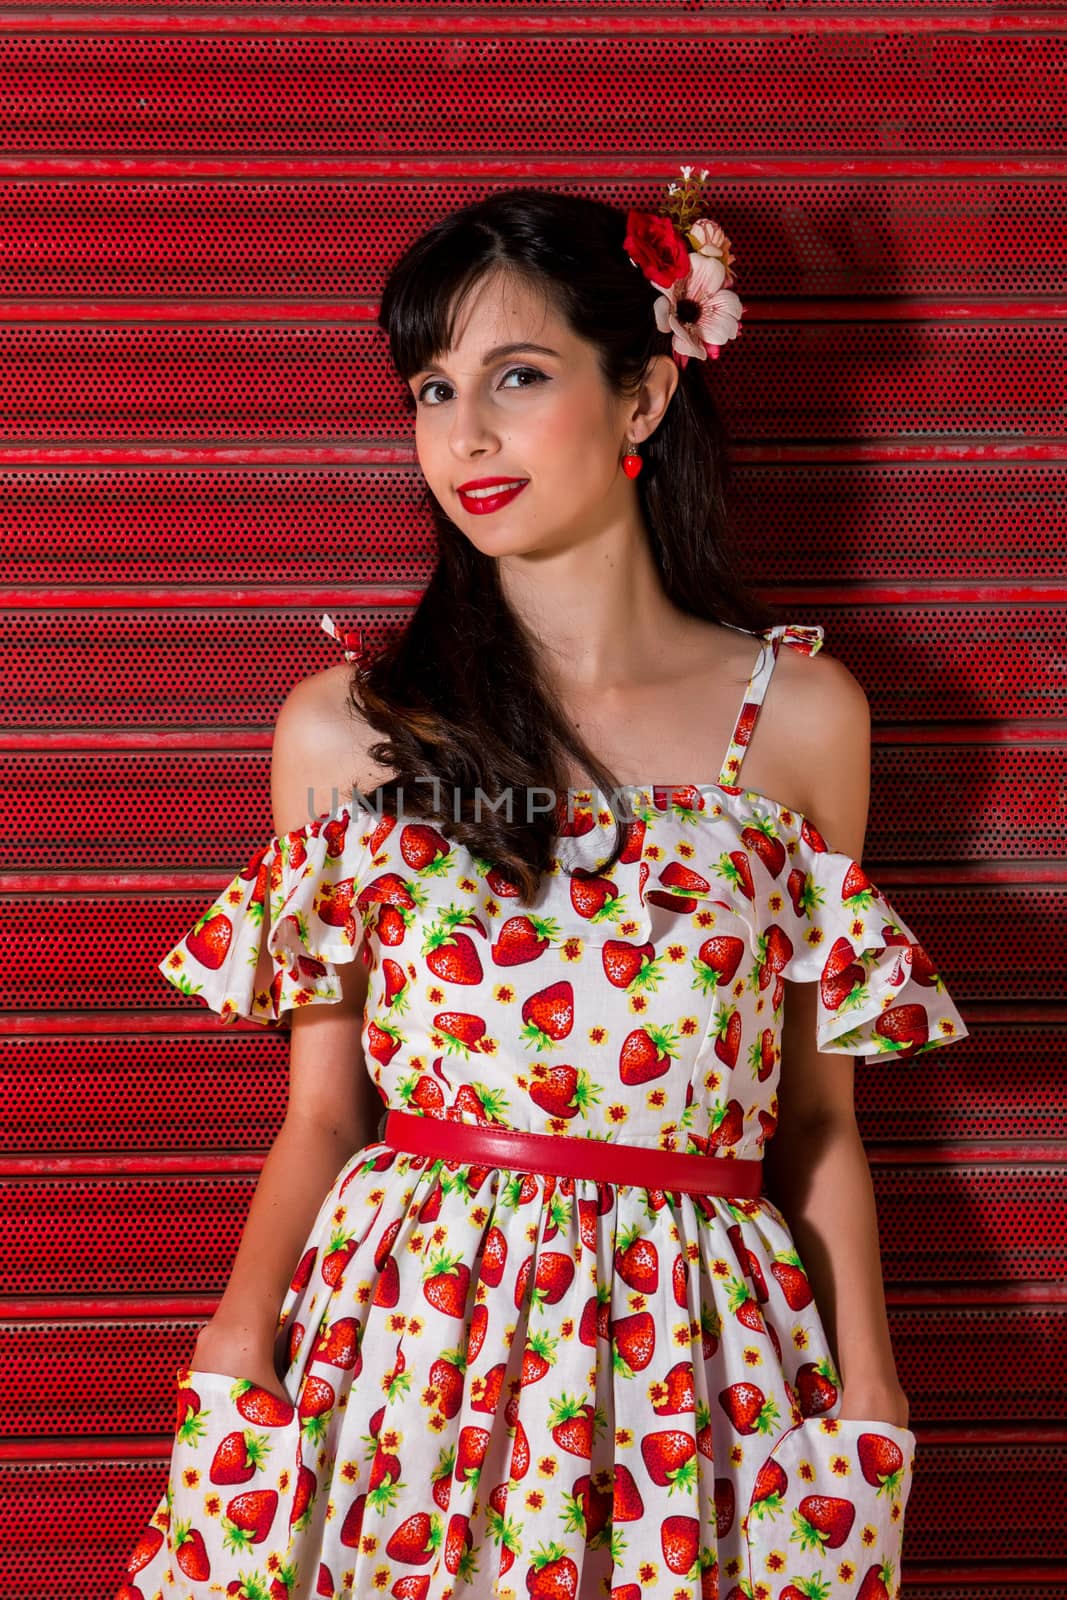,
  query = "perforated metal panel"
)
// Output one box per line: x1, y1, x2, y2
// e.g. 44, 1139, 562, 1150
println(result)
6, 466, 435, 589
0, 1035, 291, 1155
0, 180, 1064, 301
1, 323, 1065, 441
856, 1024, 1063, 1143
6, 1165, 1064, 1299
4, 463, 1067, 590
3, 604, 1066, 729
3, 8, 1065, 1599
8, 1306, 1066, 1441
0, 34, 1062, 154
